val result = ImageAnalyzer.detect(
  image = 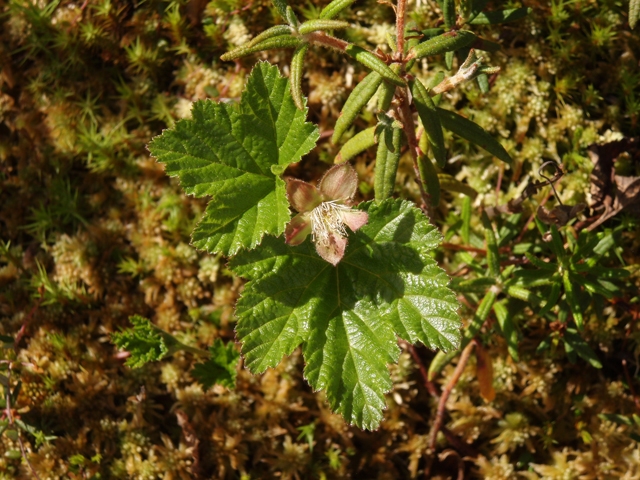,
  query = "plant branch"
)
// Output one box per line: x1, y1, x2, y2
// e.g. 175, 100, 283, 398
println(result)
305, 31, 349, 52
395, 0, 407, 61
427, 341, 475, 453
